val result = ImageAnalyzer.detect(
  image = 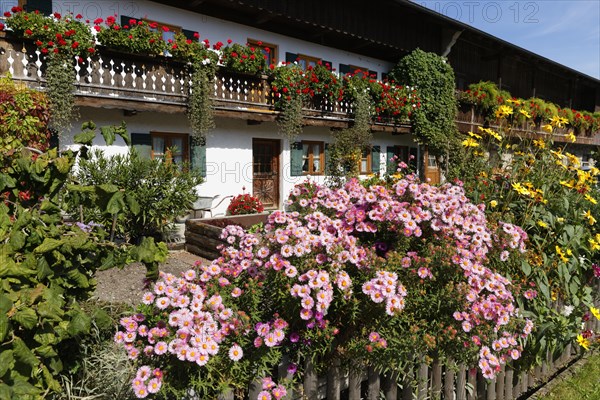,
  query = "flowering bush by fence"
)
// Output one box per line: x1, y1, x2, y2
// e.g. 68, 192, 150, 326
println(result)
451, 107, 600, 366
116, 168, 533, 398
